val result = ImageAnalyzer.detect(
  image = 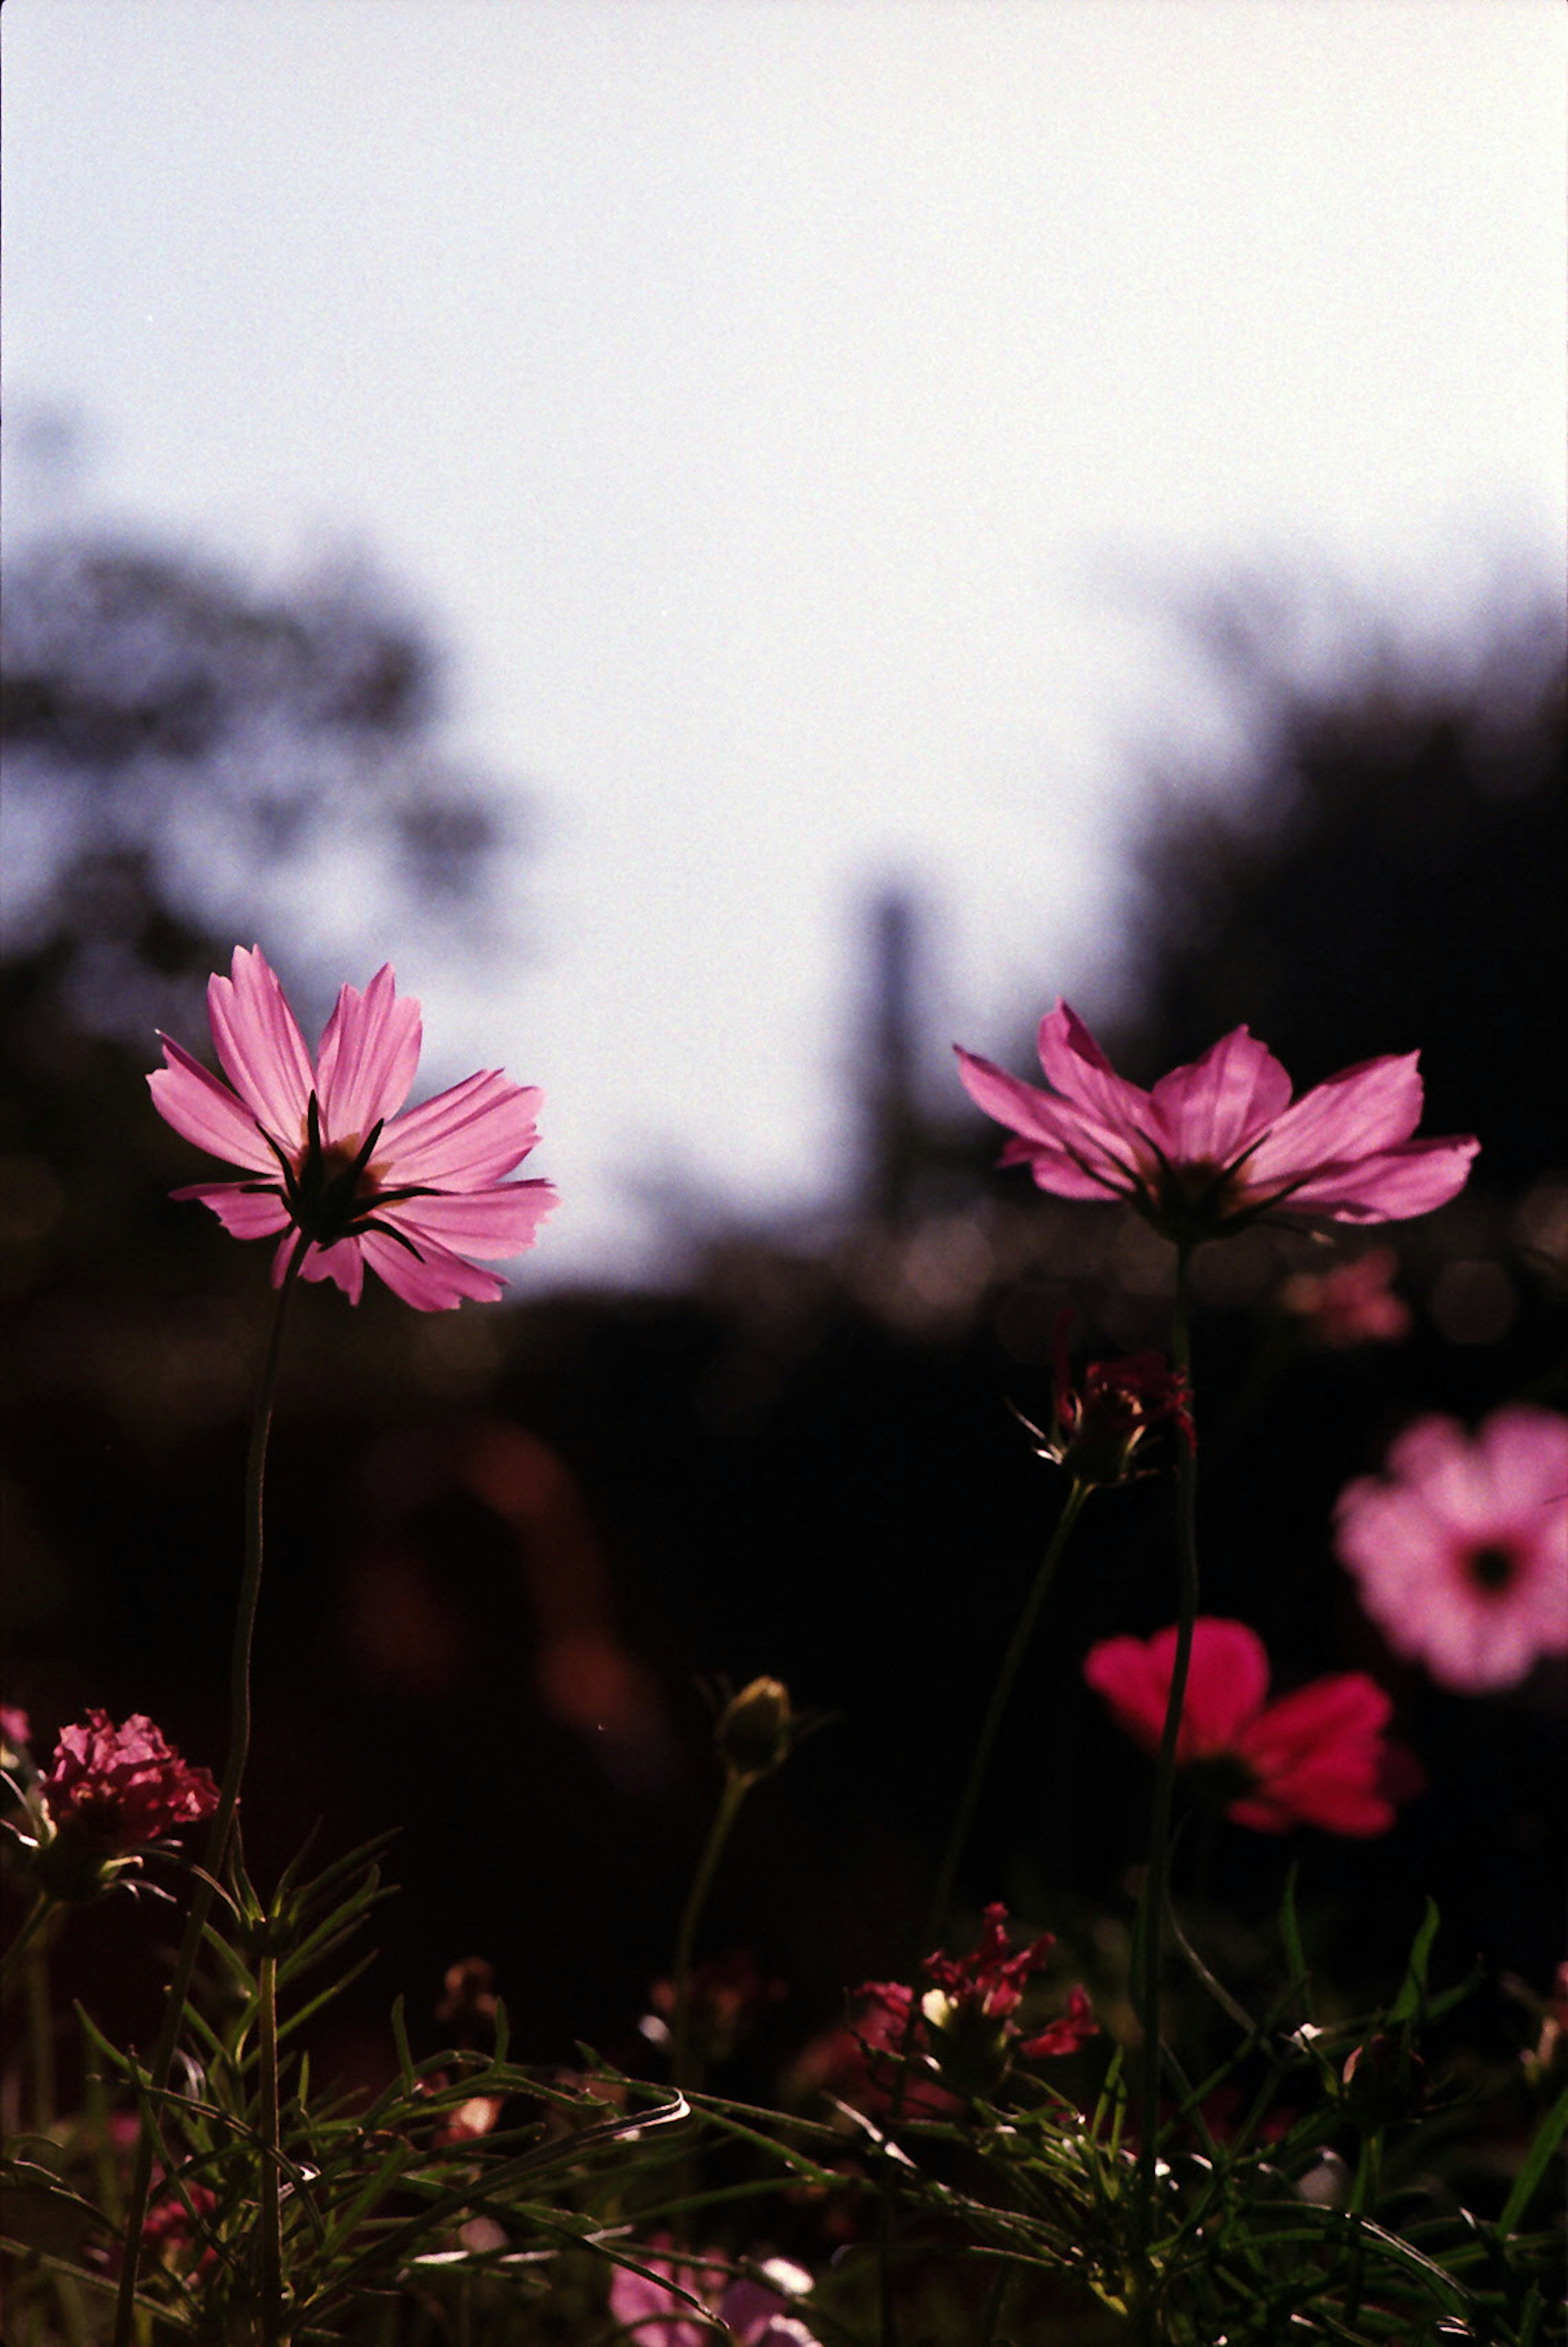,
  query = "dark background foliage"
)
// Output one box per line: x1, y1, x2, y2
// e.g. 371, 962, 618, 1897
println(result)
2, 532, 1562, 2097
